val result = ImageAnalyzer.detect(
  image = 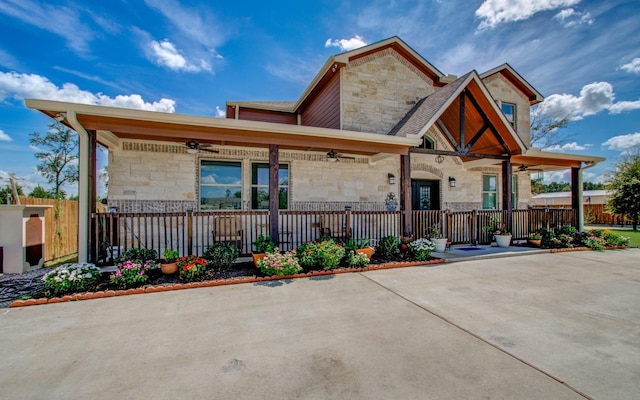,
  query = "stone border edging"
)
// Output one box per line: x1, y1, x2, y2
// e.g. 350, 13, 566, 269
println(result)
9, 258, 444, 308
